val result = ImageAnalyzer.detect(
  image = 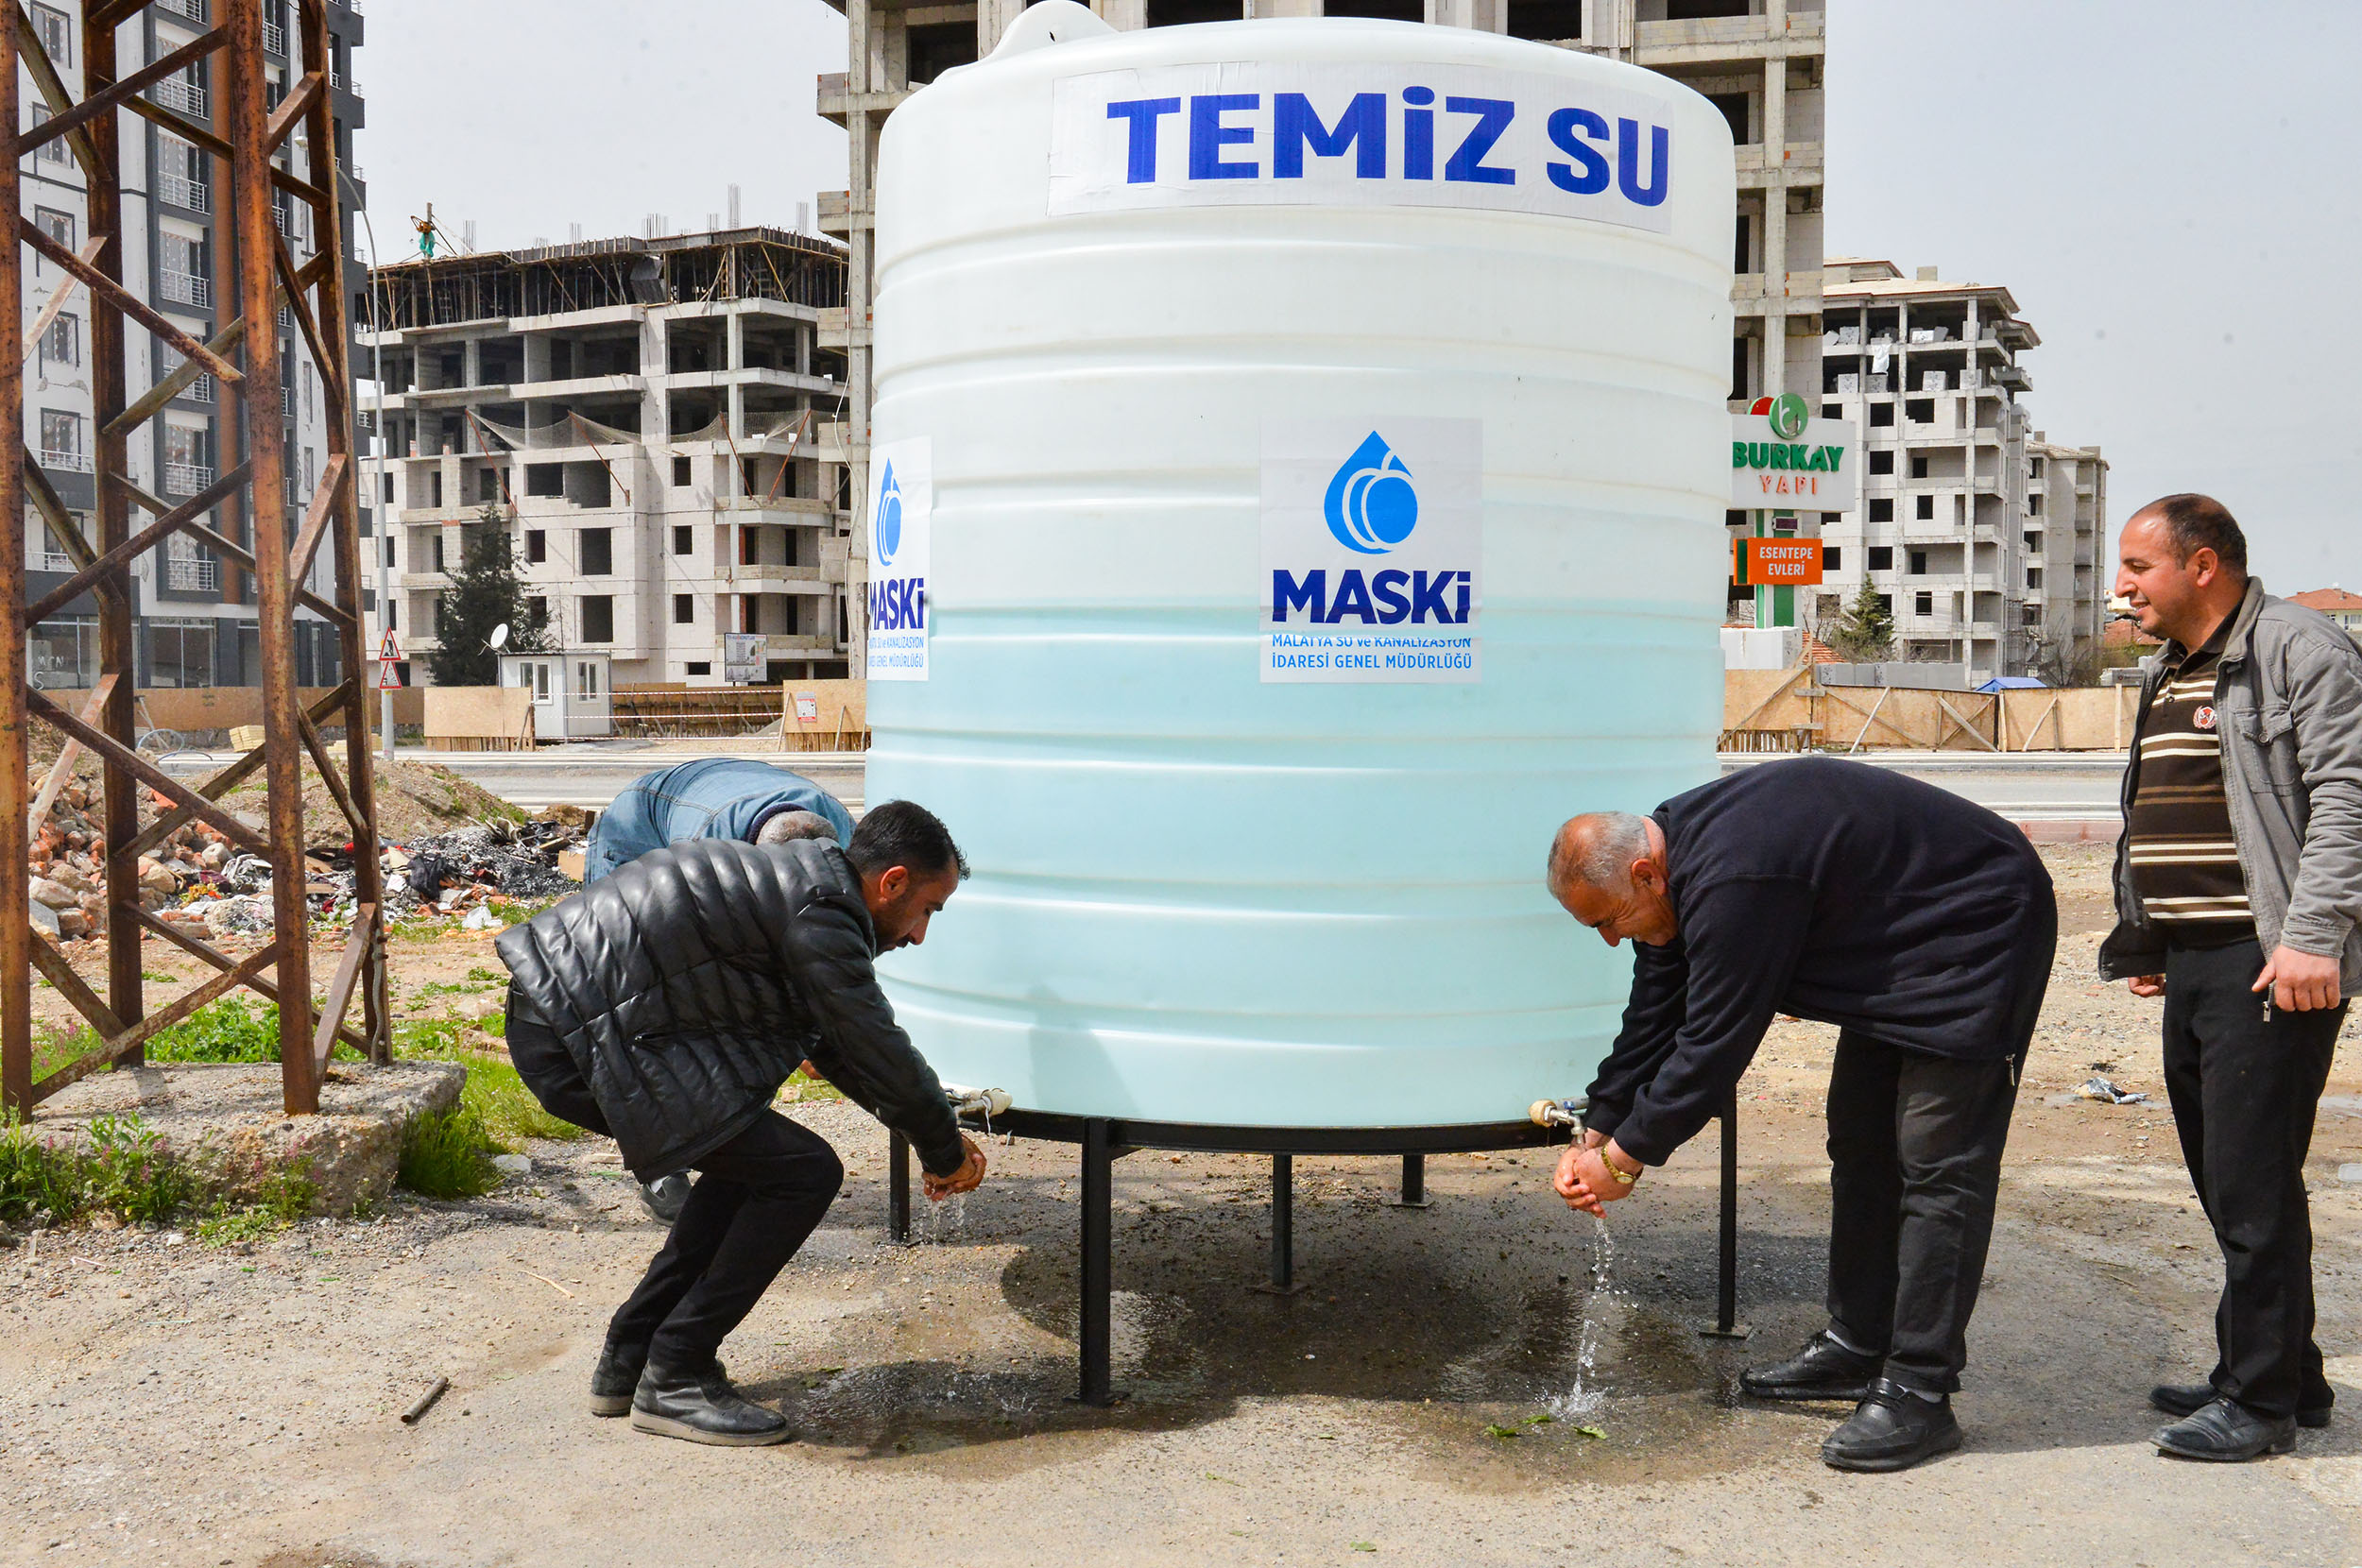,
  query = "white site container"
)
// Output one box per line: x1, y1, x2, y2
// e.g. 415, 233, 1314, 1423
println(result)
865, 5, 1735, 1129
